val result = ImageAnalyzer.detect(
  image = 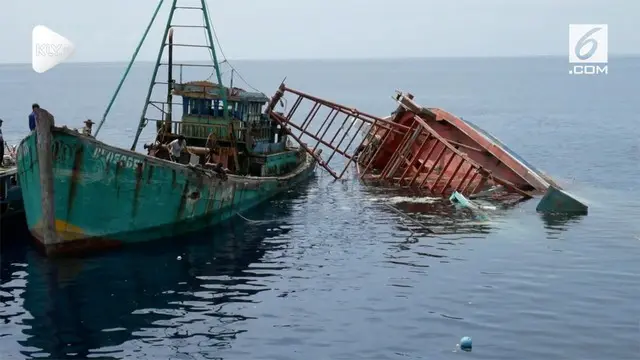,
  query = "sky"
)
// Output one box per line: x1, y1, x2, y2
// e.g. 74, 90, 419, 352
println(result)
0, 0, 638, 63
